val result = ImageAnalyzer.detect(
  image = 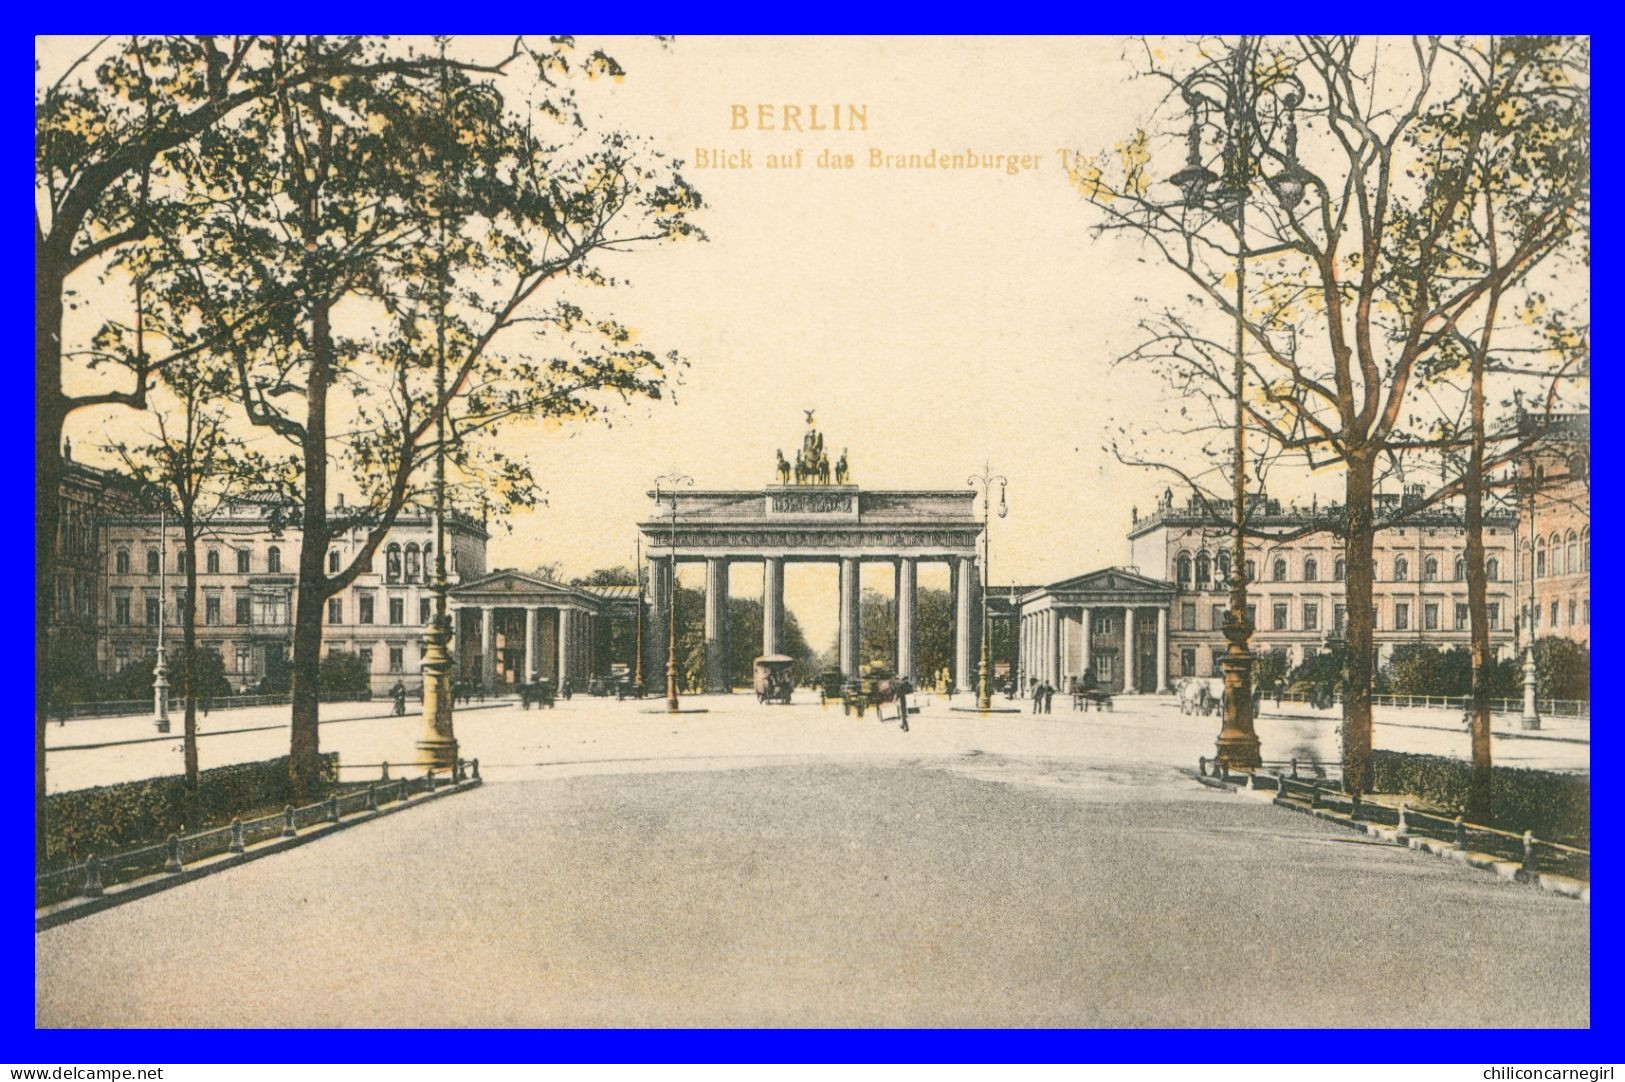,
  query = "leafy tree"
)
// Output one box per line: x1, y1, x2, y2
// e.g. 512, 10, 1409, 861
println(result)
142, 38, 701, 796
1533, 637, 1589, 702
1254, 648, 1290, 692
318, 653, 372, 701
1075, 36, 1587, 795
